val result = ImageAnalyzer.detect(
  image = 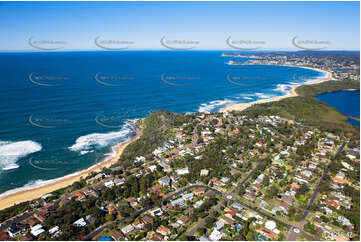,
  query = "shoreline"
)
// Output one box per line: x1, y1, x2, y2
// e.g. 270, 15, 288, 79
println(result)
221, 65, 334, 113
0, 66, 334, 210
0, 121, 143, 210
